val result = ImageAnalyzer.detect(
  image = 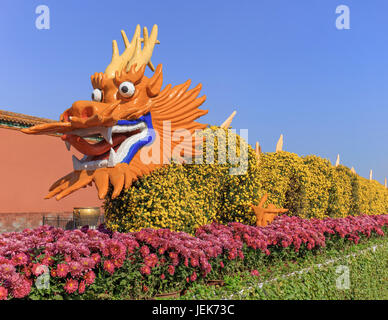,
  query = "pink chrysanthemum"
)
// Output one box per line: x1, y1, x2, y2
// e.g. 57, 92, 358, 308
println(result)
22, 265, 32, 277
140, 265, 151, 275
84, 270, 96, 285
31, 264, 45, 277
78, 280, 86, 294
64, 279, 78, 294
91, 253, 101, 265
51, 268, 58, 278
191, 258, 199, 267
11, 253, 28, 266
108, 241, 126, 258
0, 286, 8, 300
103, 260, 115, 274
80, 257, 95, 269
56, 263, 69, 278
251, 270, 260, 277
69, 261, 82, 277
113, 258, 124, 268
139, 245, 150, 258
167, 265, 175, 276
0, 263, 15, 276
169, 251, 178, 259
11, 277, 31, 299
190, 272, 197, 282
144, 254, 158, 268
41, 256, 54, 266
